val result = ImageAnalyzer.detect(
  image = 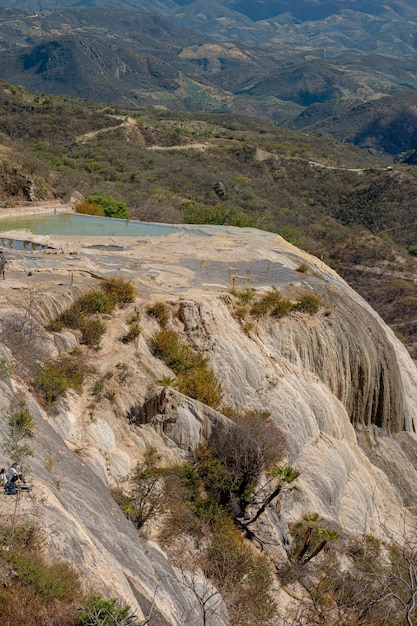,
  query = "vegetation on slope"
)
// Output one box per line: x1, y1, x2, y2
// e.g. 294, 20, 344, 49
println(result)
113, 399, 417, 625
1, 81, 416, 358
0, 530, 135, 626
0, 390, 135, 626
